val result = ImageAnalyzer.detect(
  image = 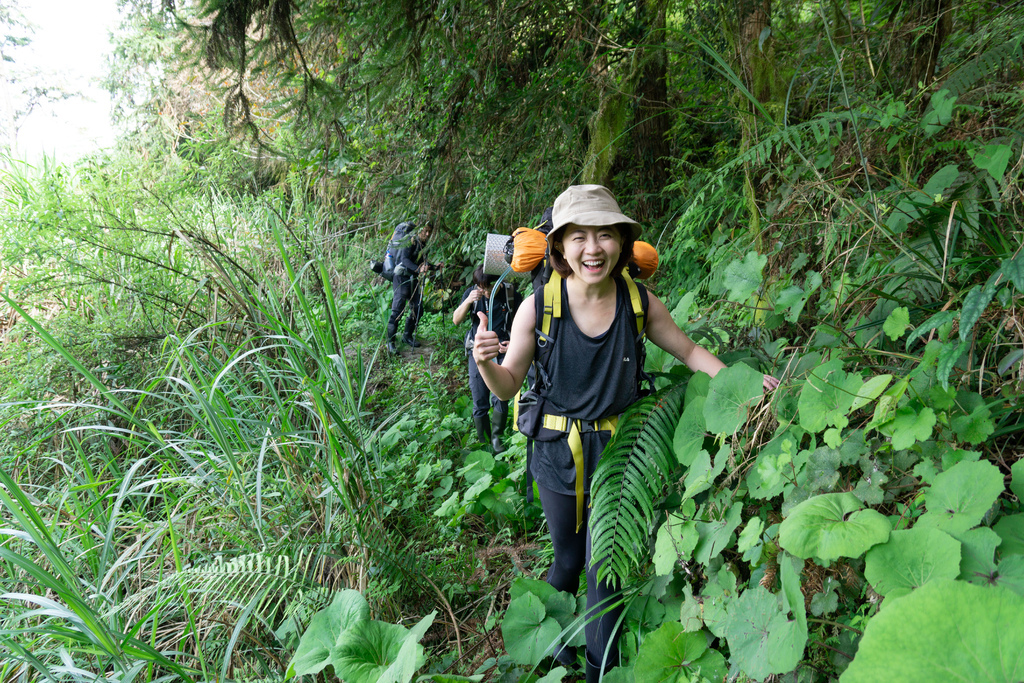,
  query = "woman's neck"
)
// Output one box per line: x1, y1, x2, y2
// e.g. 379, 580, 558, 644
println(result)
563, 273, 618, 338
565, 273, 616, 302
